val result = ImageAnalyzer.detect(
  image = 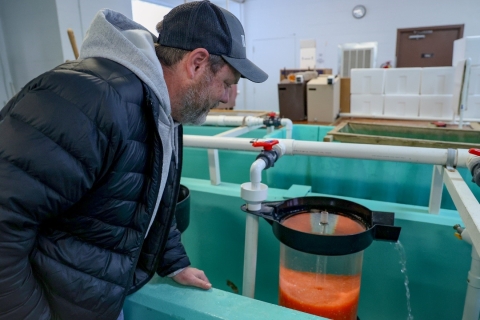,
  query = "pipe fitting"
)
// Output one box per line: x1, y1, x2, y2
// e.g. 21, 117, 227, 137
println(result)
256, 150, 278, 169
